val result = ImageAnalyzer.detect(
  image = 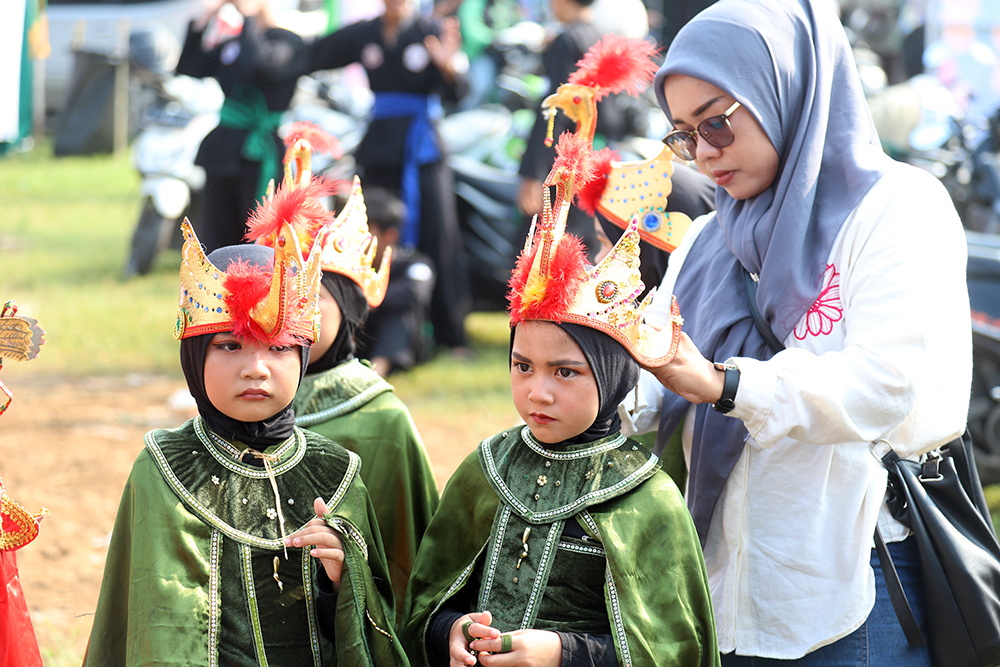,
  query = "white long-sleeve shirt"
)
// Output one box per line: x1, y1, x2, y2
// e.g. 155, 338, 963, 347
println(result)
621, 162, 972, 659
